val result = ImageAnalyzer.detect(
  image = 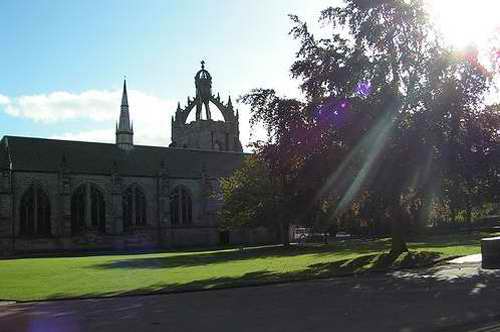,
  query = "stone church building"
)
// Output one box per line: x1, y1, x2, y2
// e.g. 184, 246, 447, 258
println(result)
0, 64, 270, 255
